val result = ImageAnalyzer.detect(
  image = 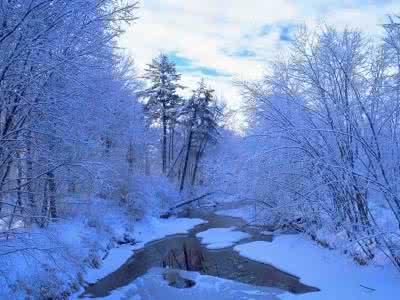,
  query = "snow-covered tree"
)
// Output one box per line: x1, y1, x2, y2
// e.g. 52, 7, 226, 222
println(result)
239, 22, 400, 268
179, 80, 222, 191
0, 0, 142, 228
141, 53, 184, 174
